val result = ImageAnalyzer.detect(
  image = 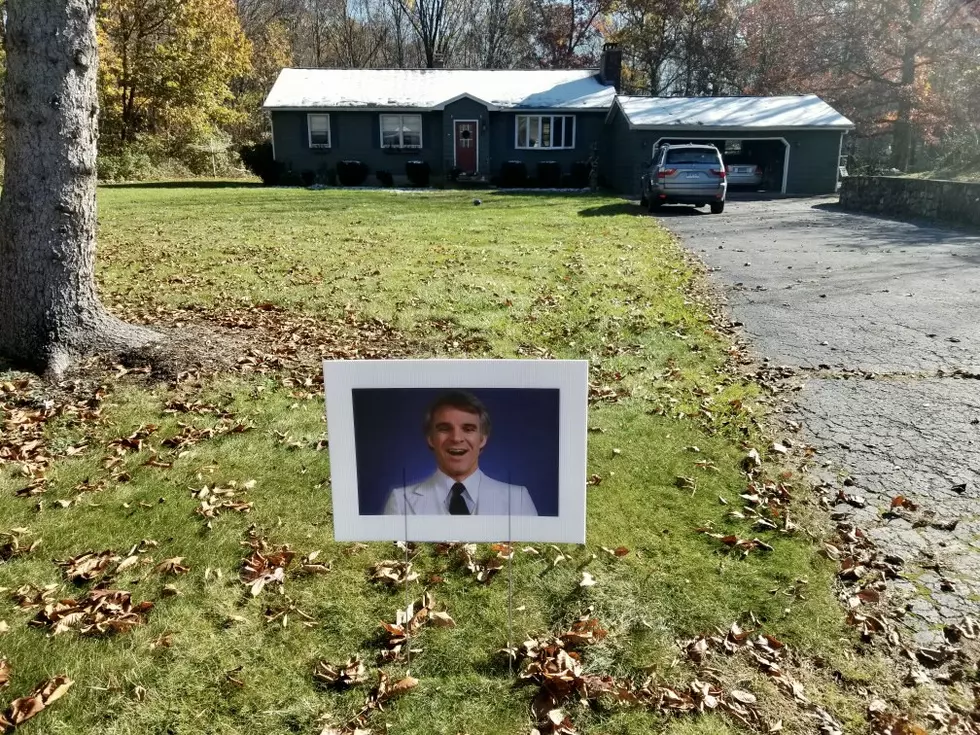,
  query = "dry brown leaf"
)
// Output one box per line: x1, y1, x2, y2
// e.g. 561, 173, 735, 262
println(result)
0, 659, 10, 689
314, 657, 367, 688
387, 675, 419, 699
429, 611, 456, 628
2, 675, 73, 728
155, 557, 190, 576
